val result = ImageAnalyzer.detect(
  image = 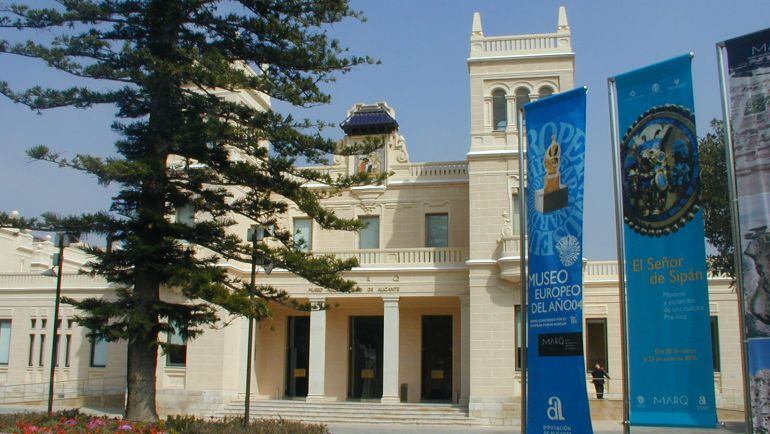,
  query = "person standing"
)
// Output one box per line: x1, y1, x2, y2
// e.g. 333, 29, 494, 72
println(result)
591, 363, 610, 399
